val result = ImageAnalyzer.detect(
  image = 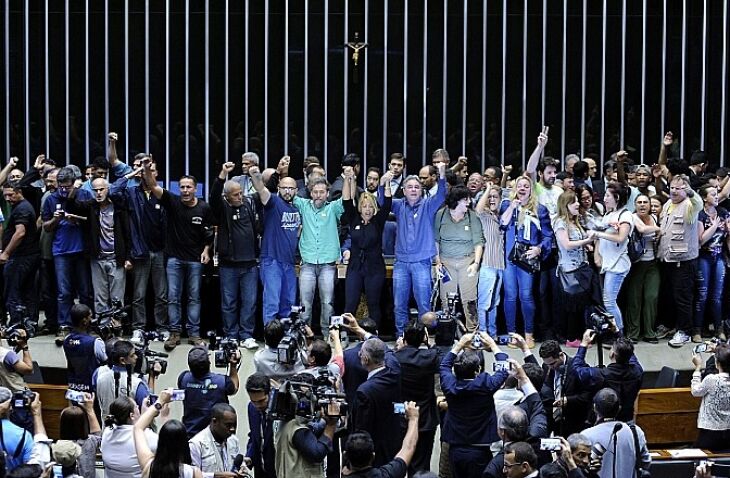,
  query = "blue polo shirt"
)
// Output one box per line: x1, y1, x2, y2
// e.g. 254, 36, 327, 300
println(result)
261, 194, 301, 264
391, 177, 446, 262
41, 188, 94, 256
0, 419, 33, 471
